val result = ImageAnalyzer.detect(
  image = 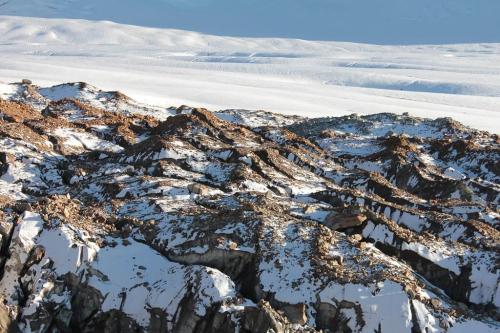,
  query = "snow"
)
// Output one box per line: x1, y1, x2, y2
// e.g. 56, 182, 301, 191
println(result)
17, 211, 44, 249
0, 82, 17, 99
9, 211, 238, 328
444, 167, 466, 180
401, 242, 461, 275
0, 16, 499, 133
0, 163, 27, 200
0, 8, 498, 331
411, 300, 440, 333
85, 241, 187, 325
0, 212, 45, 306
480, 212, 500, 227
36, 223, 99, 275
319, 280, 413, 333
88, 243, 236, 321
469, 261, 500, 307
241, 180, 269, 193
154, 148, 184, 160
439, 224, 468, 242
447, 320, 499, 333
318, 138, 382, 157
362, 221, 394, 244
39, 83, 83, 101
259, 221, 319, 305
395, 212, 430, 232
0, 137, 62, 200
52, 127, 124, 153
